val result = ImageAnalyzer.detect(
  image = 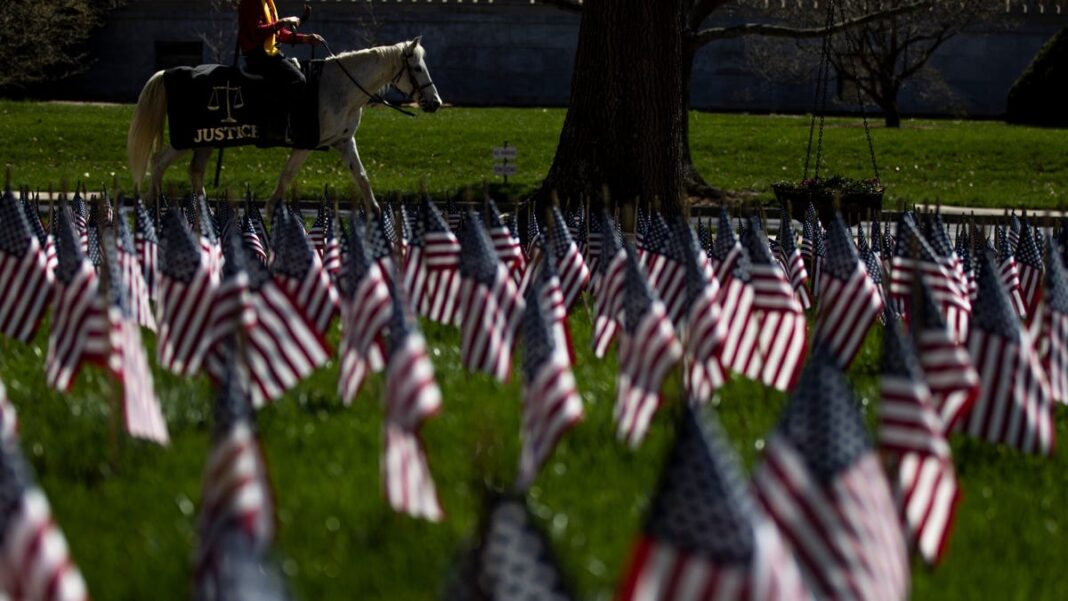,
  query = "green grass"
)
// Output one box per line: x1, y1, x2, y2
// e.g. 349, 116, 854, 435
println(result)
2, 310, 1068, 599
1, 100, 1067, 208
